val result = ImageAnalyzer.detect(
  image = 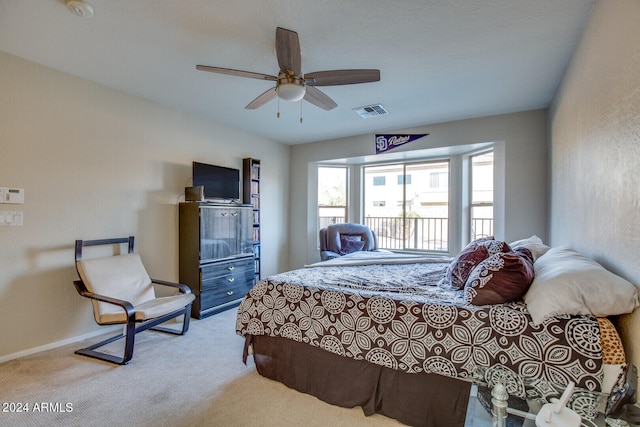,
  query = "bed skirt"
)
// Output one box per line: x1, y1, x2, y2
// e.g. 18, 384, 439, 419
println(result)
247, 334, 471, 427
